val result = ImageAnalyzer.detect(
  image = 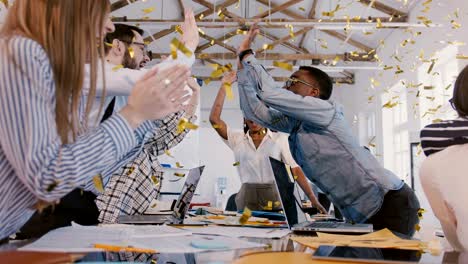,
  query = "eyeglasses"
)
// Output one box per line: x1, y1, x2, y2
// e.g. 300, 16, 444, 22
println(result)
285, 77, 316, 89
119, 40, 150, 58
